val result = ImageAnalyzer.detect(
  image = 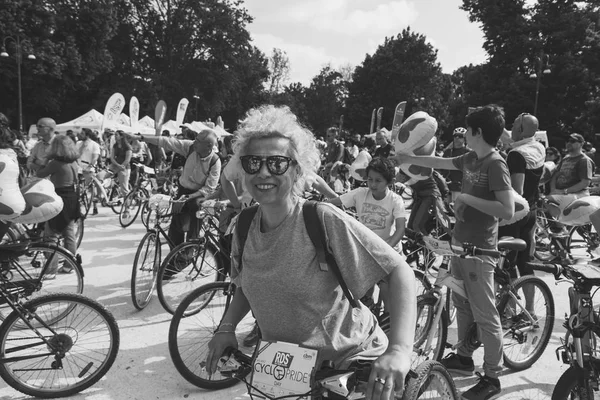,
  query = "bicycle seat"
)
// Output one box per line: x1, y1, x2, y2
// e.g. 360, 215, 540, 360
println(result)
497, 237, 527, 252
571, 263, 600, 285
